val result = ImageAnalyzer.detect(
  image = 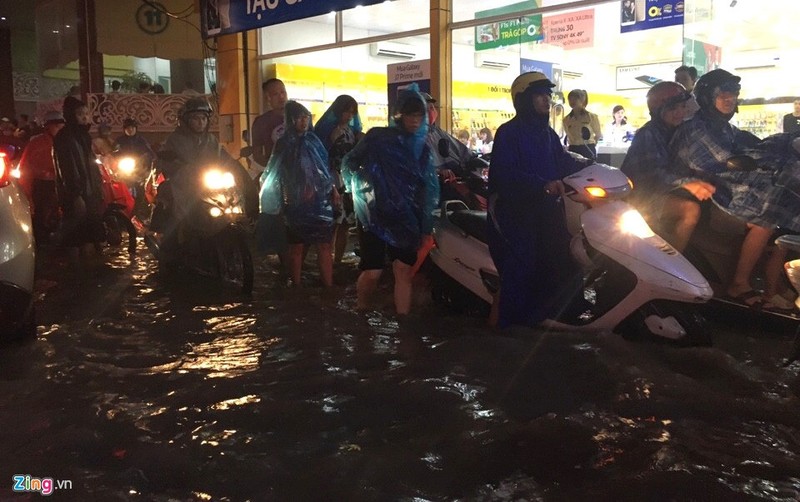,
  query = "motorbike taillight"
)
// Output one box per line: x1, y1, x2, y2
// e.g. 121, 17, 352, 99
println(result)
0, 152, 9, 188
